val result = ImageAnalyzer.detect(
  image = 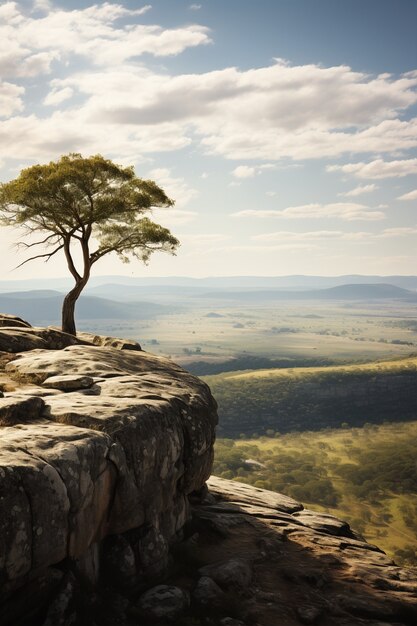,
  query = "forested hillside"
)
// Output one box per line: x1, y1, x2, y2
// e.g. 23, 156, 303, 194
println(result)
213, 421, 417, 566
204, 357, 417, 437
